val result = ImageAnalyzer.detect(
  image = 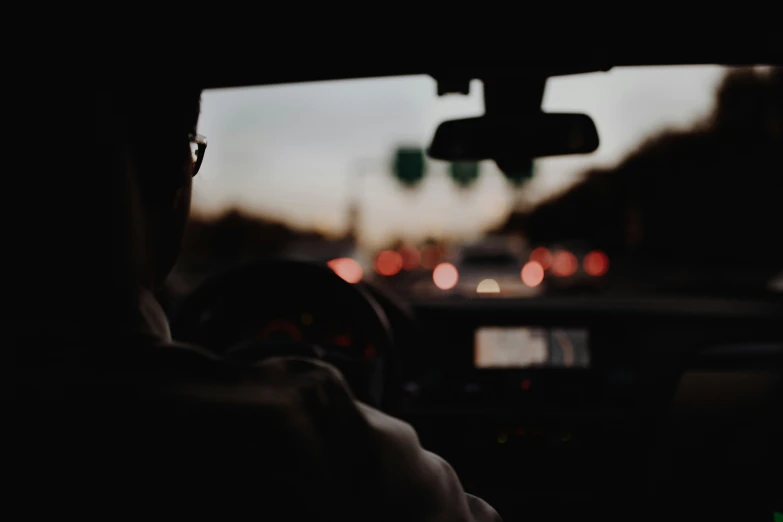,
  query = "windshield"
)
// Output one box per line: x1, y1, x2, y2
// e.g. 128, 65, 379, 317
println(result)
175, 66, 782, 300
